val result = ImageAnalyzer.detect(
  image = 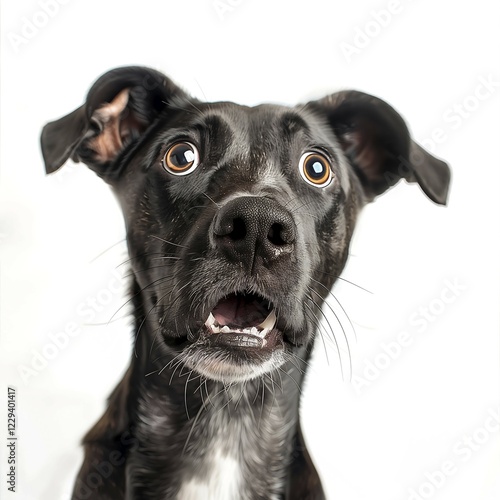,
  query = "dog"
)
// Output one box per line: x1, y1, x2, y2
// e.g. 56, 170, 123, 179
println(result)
40, 66, 450, 500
